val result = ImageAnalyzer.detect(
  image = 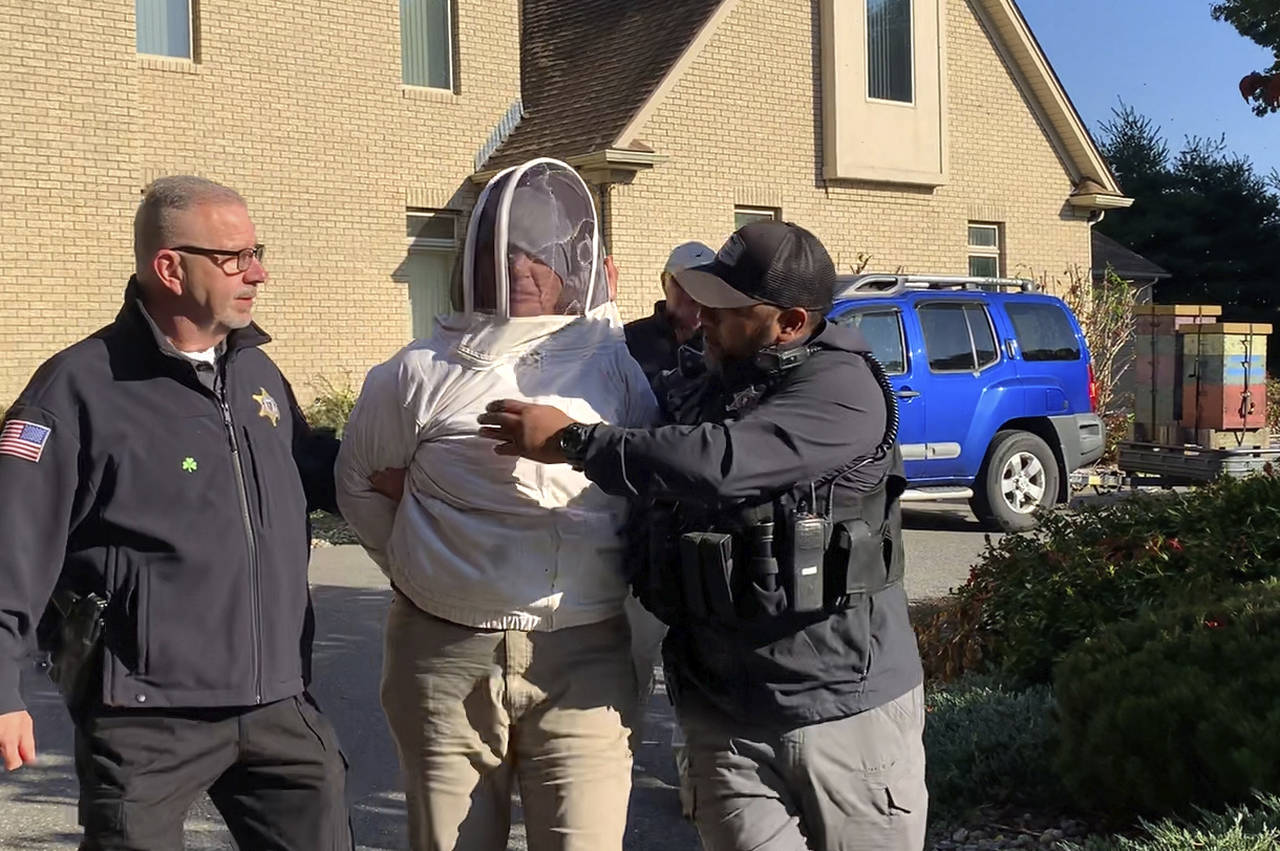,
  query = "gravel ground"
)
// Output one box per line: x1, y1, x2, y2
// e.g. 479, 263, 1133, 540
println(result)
927, 813, 1099, 851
